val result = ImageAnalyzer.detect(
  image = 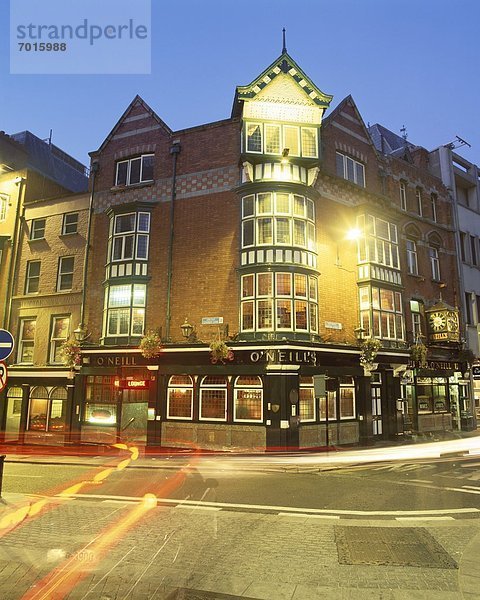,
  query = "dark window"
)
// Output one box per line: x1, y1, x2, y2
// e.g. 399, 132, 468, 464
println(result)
57, 257, 74, 291
31, 218, 46, 240
62, 213, 79, 235
25, 260, 40, 294
115, 154, 154, 186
